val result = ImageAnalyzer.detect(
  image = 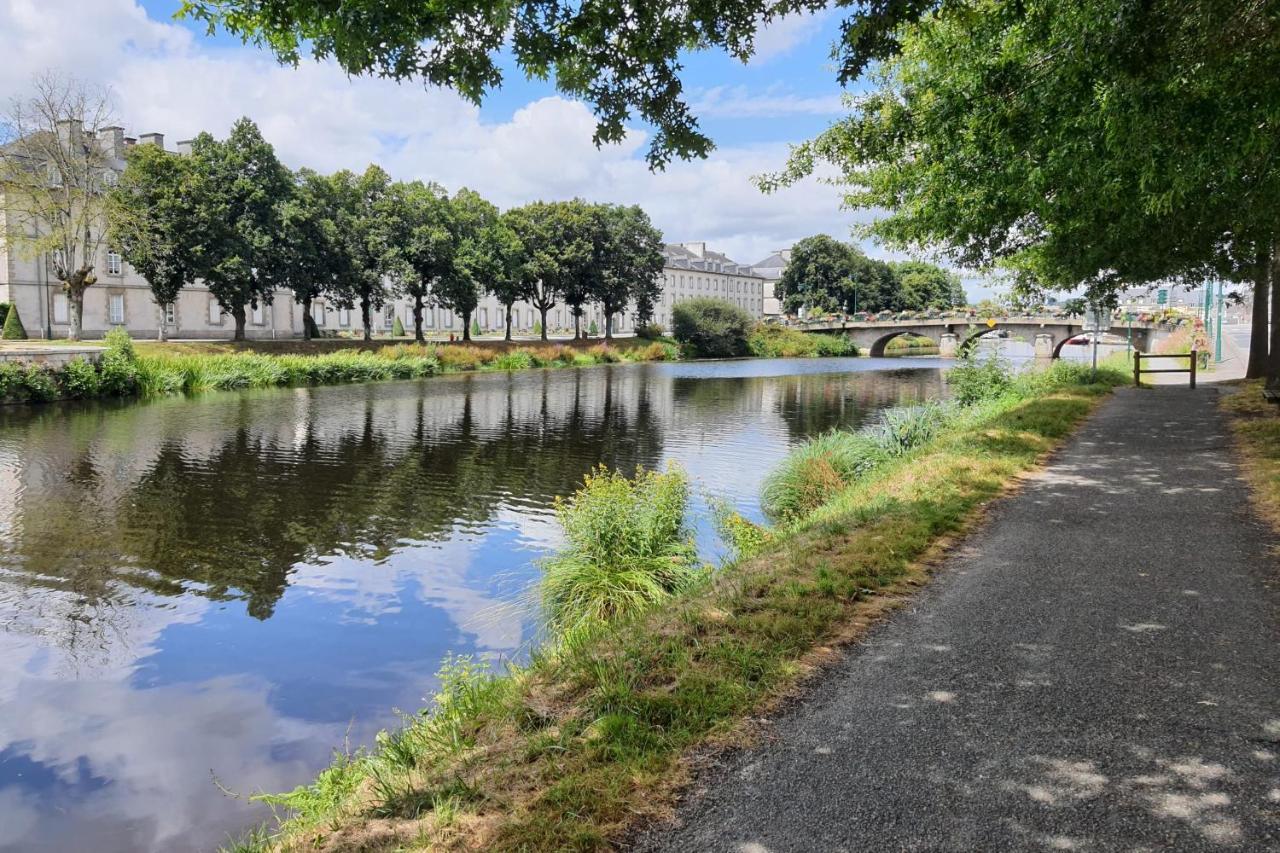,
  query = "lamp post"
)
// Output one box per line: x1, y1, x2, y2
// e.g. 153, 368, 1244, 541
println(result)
1214, 279, 1224, 364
